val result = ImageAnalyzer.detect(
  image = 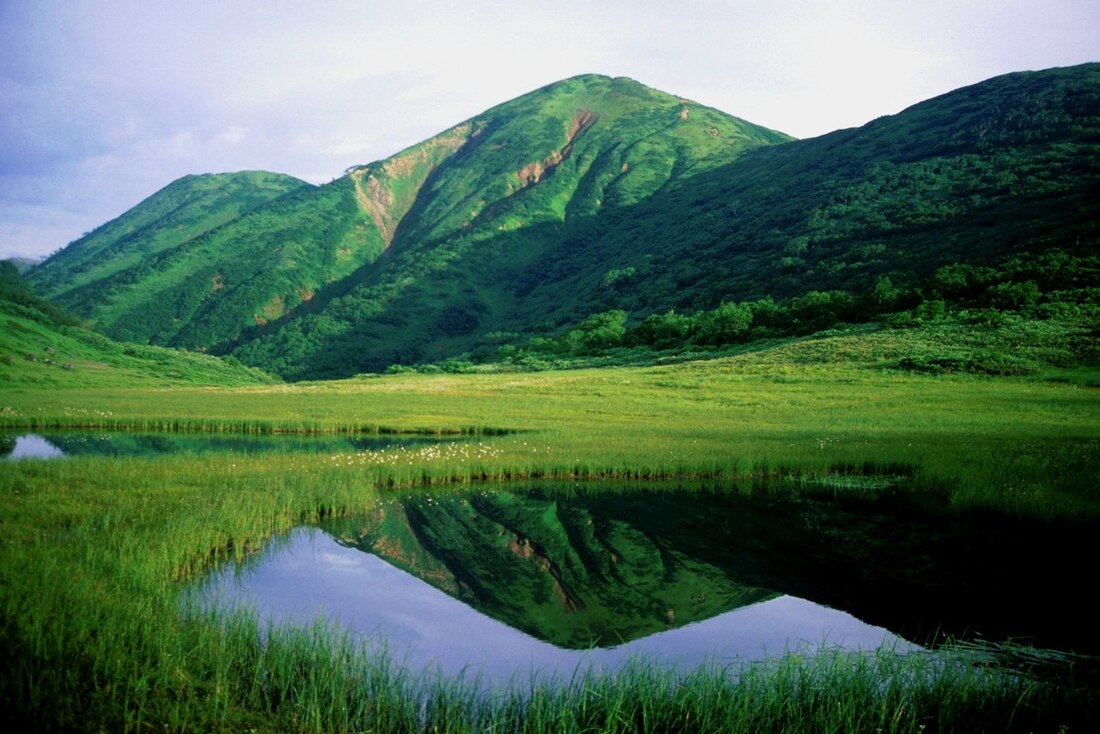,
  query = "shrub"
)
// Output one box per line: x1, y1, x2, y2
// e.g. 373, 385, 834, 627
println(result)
693, 302, 754, 346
